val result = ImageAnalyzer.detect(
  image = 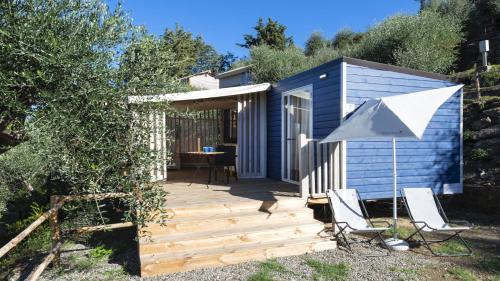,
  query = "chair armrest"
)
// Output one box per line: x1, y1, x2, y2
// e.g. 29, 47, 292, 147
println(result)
334, 221, 357, 231
410, 220, 437, 231
449, 220, 473, 228
370, 220, 391, 228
